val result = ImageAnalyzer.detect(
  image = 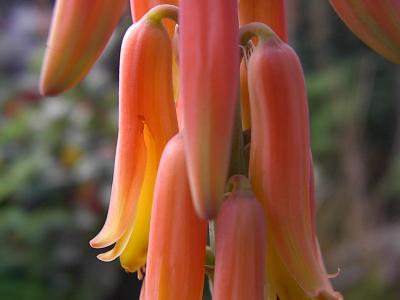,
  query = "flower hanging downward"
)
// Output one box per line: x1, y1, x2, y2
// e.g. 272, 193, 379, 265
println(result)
180, 0, 240, 219
330, 0, 400, 64
40, 0, 126, 95
242, 23, 342, 299
145, 134, 207, 300
90, 6, 178, 273
213, 176, 266, 300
